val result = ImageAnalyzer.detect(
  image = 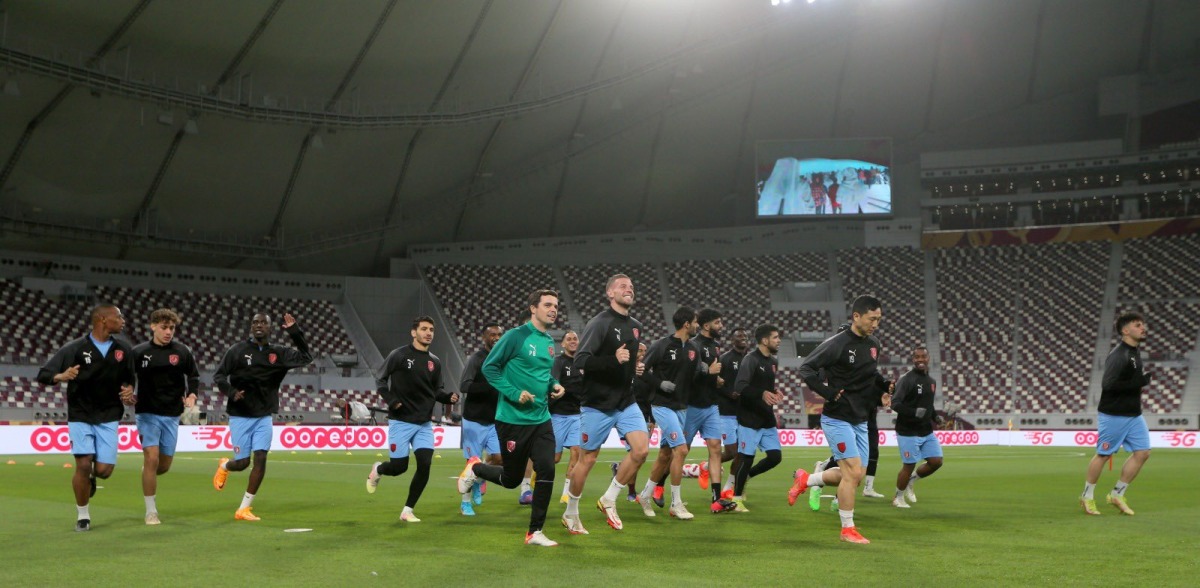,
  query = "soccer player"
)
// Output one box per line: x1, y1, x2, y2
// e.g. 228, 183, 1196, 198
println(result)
789, 295, 892, 544
365, 316, 458, 523
37, 303, 136, 532
458, 323, 504, 515
565, 273, 647, 533
687, 309, 737, 513
1081, 312, 1153, 516
131, 308, 200, 525
212, 312, 313, 521
636, 306, 700, 520
551, 329, 584, 504
729, 324, 785, 512
890, 345, 943, 508
457, 289, 566, 547
716, 327, 750, 500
